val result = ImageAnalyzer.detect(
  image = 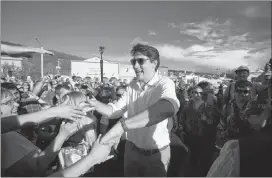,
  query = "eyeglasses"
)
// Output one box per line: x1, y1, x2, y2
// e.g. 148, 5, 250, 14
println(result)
236, 89, 250, 94
130, 58, 150, 66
